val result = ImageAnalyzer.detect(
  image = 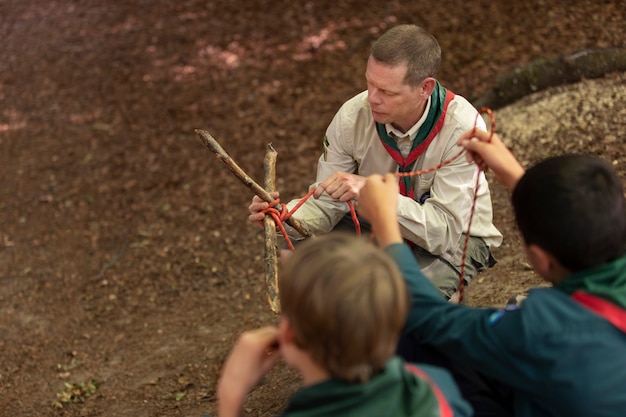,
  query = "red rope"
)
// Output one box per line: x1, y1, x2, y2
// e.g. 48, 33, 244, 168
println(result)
395, 108, 495, 302
346, 201, 361, 237
262, 108, 495, 303
260, 188, 315, 251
